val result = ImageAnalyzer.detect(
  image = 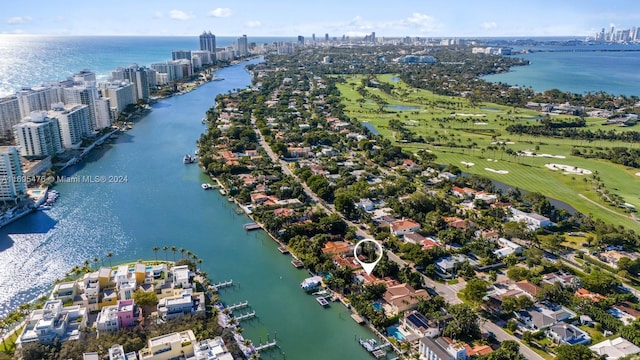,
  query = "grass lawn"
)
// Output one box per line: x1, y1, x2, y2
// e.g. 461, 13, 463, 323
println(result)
0, 325, 23, 354
337, 75, 640, 231
579, 325, 608, 344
